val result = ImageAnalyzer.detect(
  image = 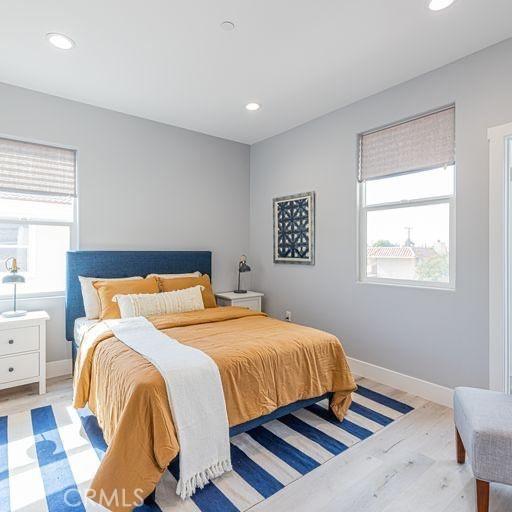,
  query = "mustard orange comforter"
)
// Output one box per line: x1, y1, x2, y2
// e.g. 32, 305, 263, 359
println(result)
73, 307, 356, 511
